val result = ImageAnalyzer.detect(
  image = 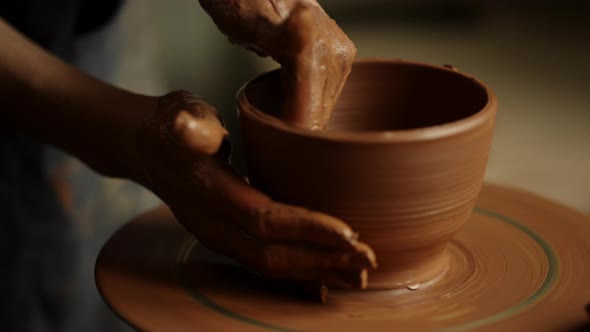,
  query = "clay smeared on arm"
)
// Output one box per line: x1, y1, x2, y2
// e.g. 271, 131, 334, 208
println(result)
199, 0, 356, 130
